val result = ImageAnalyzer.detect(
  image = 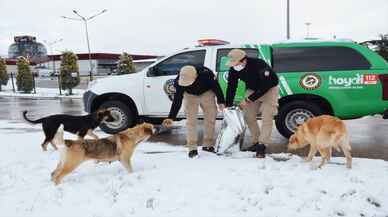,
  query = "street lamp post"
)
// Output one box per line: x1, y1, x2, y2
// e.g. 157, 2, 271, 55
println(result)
61, 9, 107, 81
305, 22, 312, 38
287, 0, 290, 40
44, 38, 63, 95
